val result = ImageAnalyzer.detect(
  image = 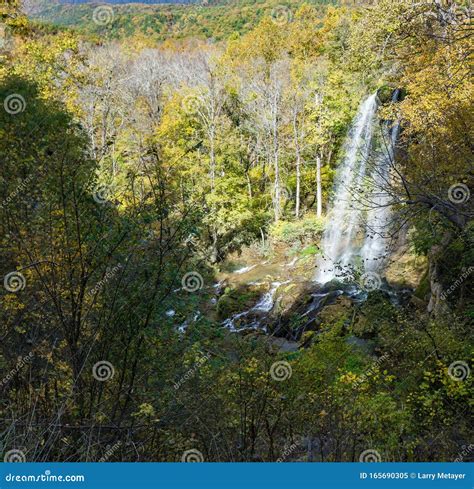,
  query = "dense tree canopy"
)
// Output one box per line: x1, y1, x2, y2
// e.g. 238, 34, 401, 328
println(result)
0, 0, 472, 463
